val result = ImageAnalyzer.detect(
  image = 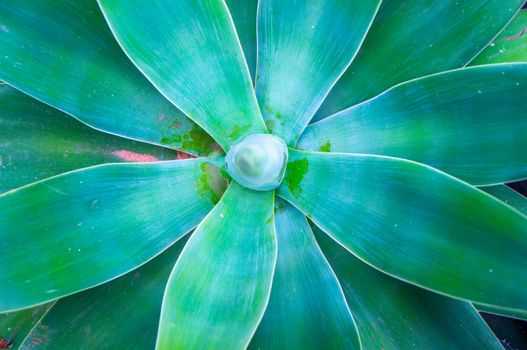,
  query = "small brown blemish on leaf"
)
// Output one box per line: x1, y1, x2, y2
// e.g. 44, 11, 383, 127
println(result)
29, 324, 50, 346
195, 162, 228, 205
177, 152, 195, 160
505, 27, 527, 41
169, 120, 183, 129
0, 337, 13, 349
